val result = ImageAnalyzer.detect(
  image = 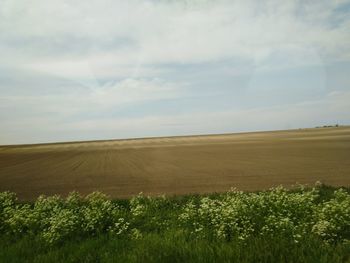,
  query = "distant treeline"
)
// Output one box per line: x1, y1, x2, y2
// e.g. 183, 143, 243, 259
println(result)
315, 124, 340, 128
